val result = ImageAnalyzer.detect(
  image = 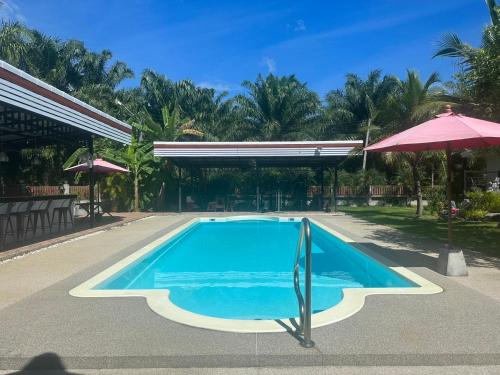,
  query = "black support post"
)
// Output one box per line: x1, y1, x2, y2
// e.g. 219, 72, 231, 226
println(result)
177, 167, 182, 213
256, 165, 260, 212
88, 136, 95, 228
333, 167, 338, 213
319, 167, 324, 211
